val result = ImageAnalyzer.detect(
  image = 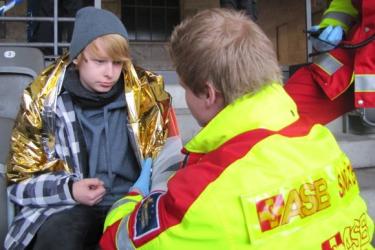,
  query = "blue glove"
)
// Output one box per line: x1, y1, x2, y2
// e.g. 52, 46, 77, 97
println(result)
311, 25, 344, 52
130, 158, 152, 197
